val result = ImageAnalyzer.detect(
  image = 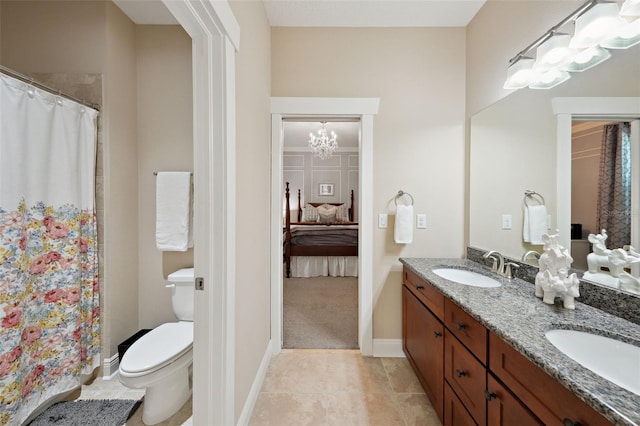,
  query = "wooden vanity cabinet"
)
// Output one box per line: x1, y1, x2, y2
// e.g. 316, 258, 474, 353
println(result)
489, 333, 611, 426
401, 266, 613, 426
402, 285, 444, 422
